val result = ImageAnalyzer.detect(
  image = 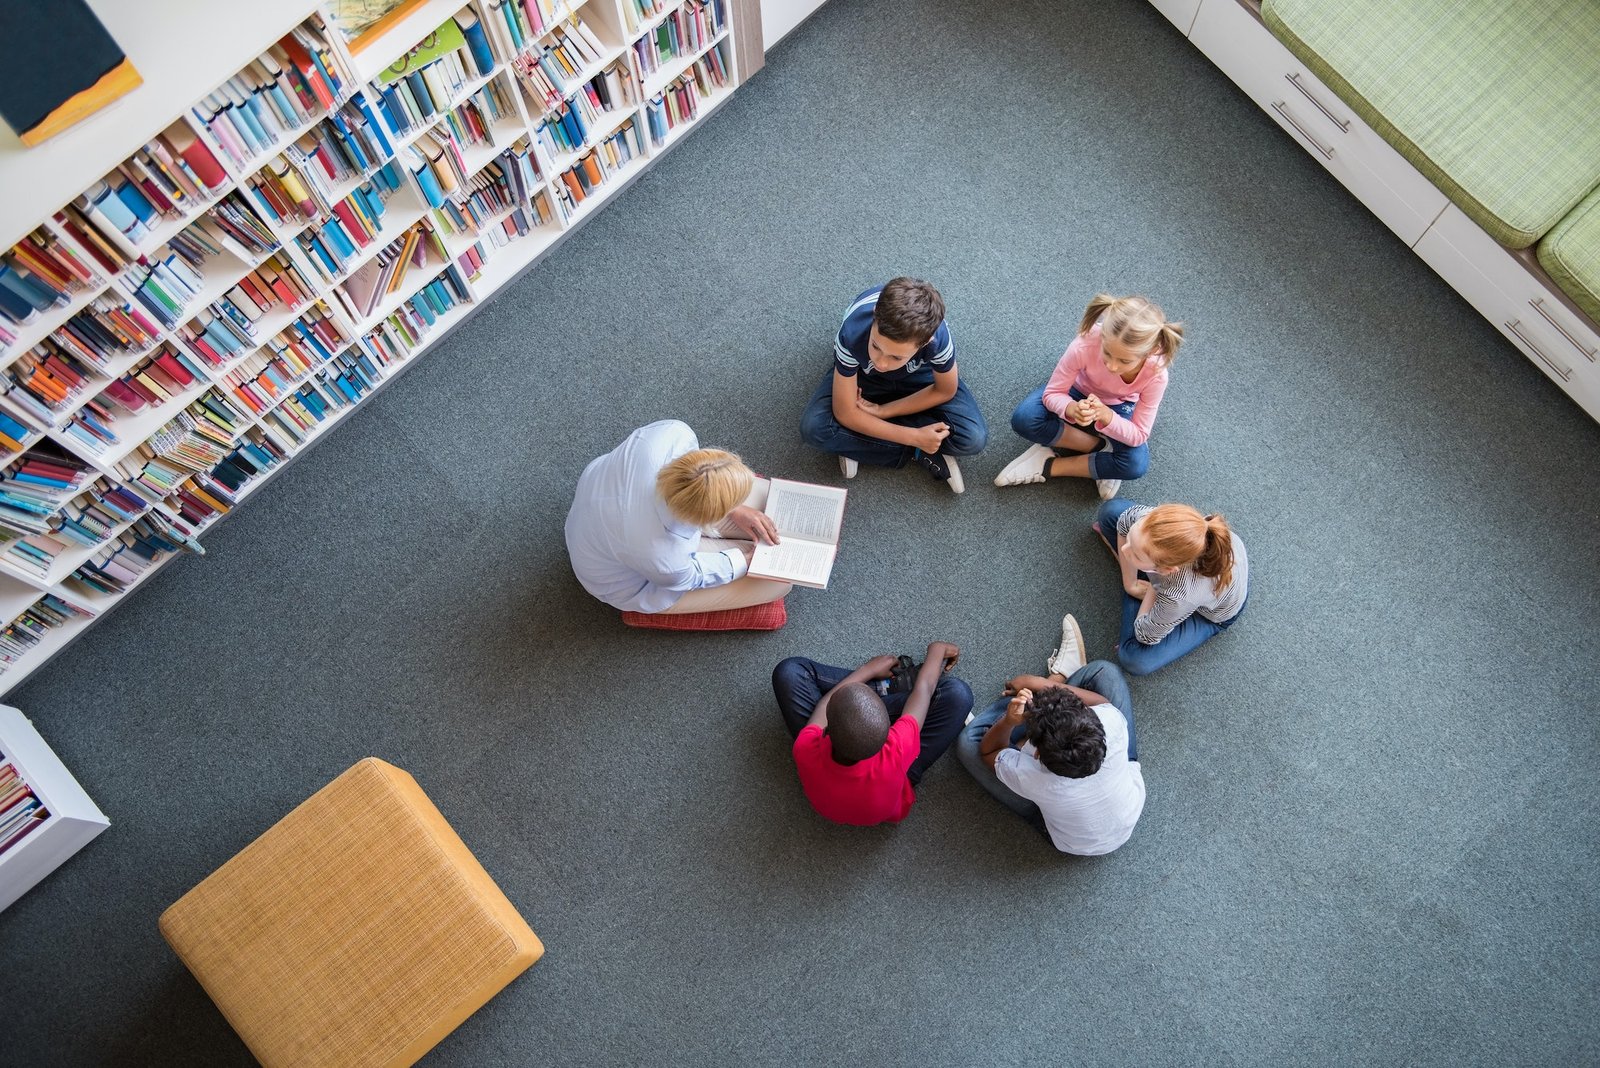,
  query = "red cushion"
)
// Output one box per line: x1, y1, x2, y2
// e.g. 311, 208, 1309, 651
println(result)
622, 599, 787, 631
